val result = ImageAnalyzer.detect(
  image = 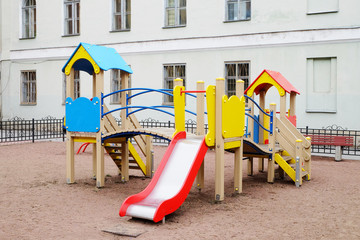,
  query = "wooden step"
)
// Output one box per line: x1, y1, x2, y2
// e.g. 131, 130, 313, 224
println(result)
281, 156, 293, 162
